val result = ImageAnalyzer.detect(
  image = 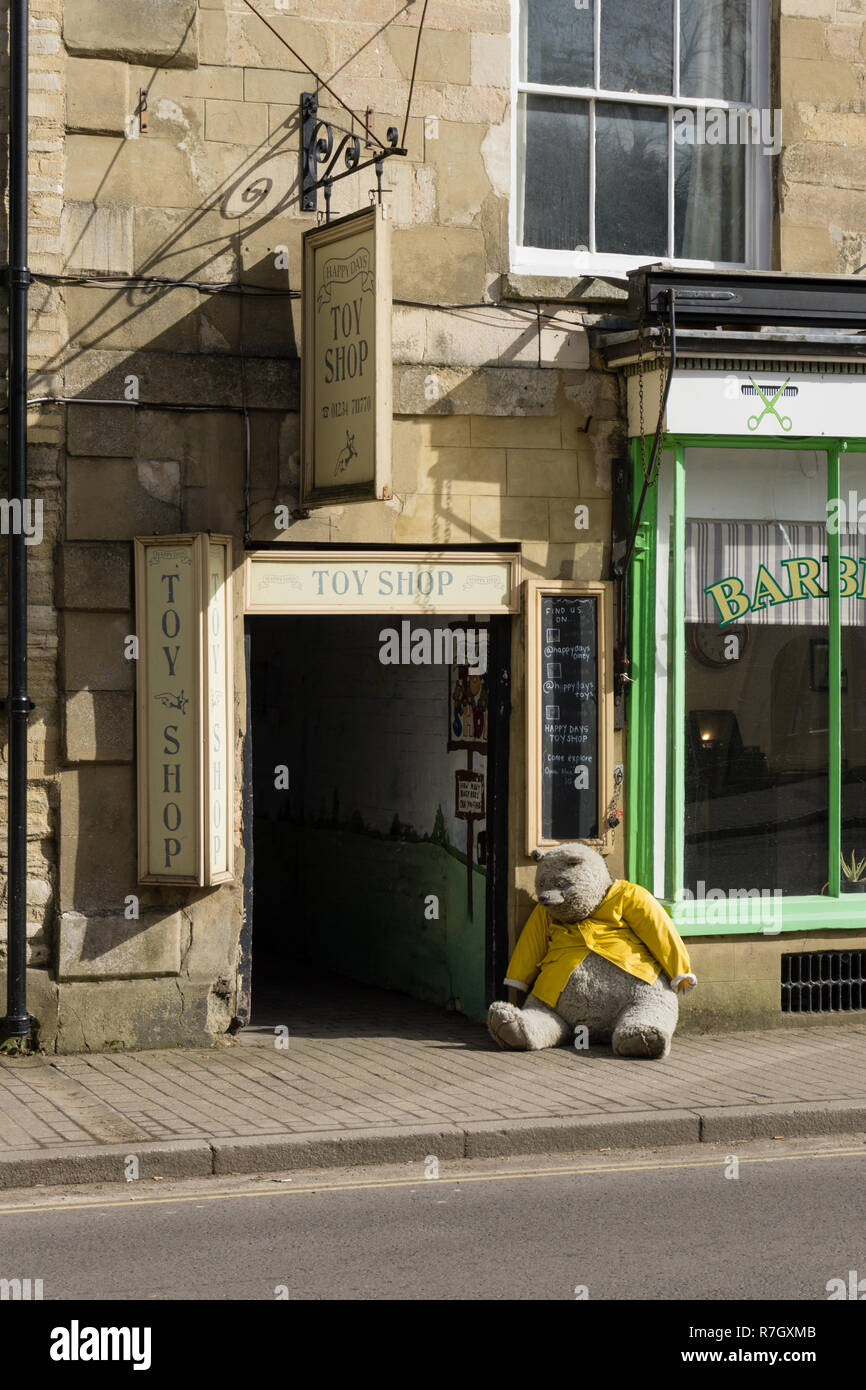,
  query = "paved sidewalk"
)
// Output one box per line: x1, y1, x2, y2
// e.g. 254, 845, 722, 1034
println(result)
2, 974, 866, 1189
